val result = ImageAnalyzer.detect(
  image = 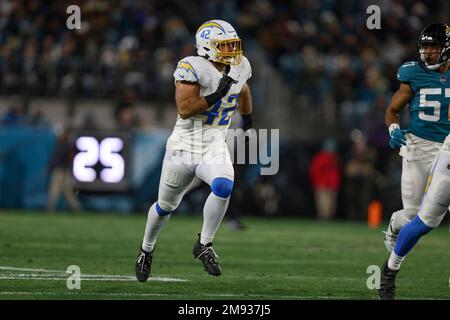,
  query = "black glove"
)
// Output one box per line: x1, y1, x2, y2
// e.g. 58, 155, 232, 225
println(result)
204, 75, 238, 106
